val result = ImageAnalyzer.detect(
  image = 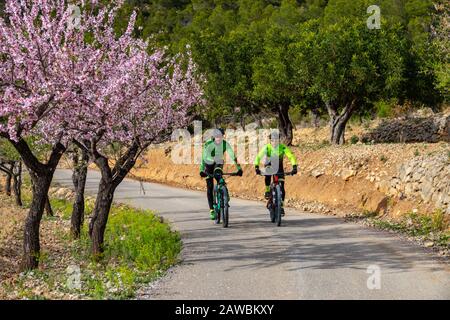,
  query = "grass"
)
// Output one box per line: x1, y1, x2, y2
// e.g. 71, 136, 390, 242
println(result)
3, 187, 182, 300
350, 135, 359, 144
49, 198, 74, 220
70, 200, 181, 299
368, 209, 449, 248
